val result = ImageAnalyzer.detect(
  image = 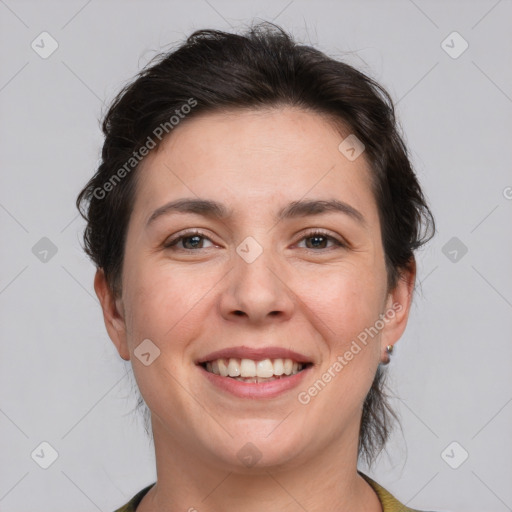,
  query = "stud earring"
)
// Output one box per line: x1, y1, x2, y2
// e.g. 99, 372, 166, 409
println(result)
382, 344, 394, 365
